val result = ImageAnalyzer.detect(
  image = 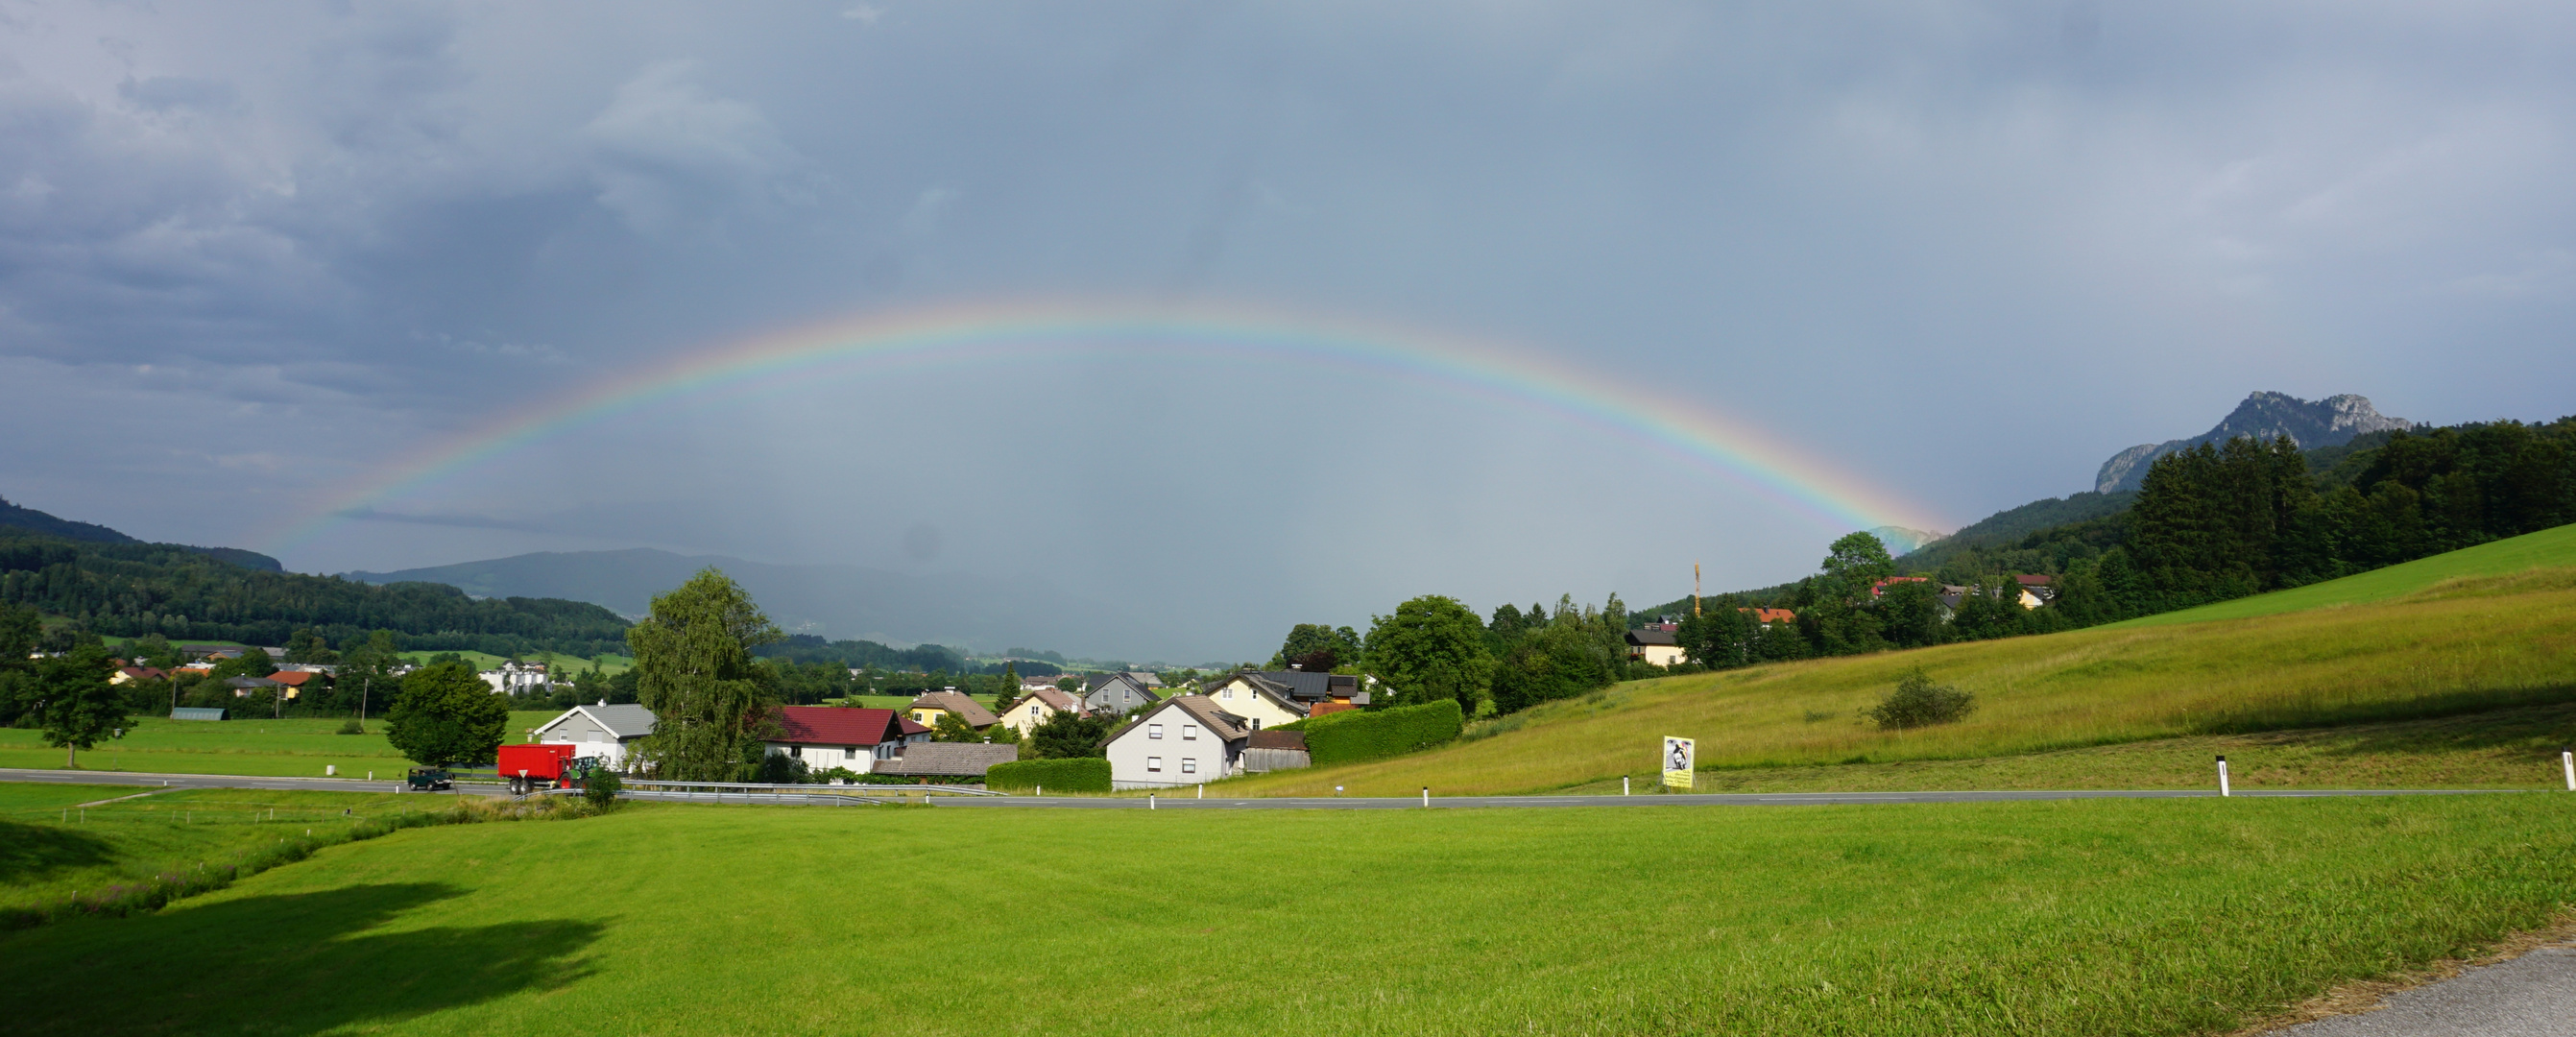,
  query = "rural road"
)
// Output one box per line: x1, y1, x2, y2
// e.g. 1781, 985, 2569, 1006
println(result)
0, 767, 508, 797
0, 769, 2521, 808
2274, 947, 2576, 1037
